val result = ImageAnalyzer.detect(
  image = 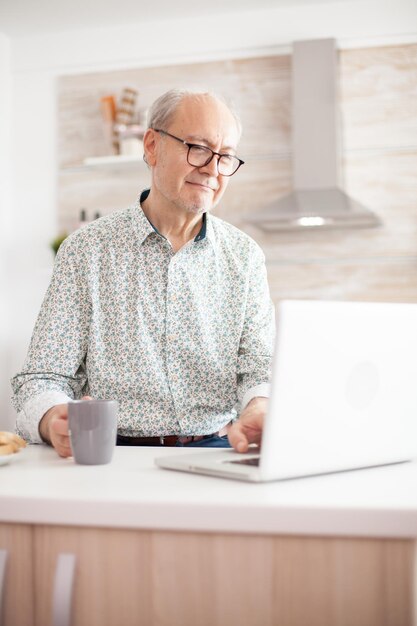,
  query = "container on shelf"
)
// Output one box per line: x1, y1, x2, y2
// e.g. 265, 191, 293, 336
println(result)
116, 123, 144, 157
